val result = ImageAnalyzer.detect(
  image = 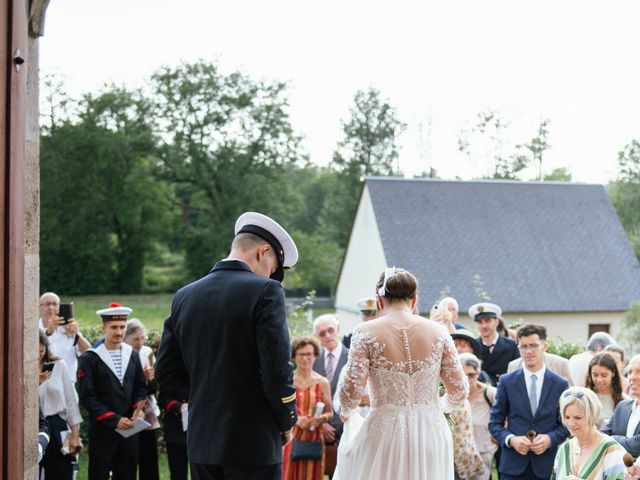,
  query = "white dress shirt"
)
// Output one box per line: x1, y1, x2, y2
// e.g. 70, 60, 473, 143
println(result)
39, 359, 83, 426
39, 318, 80, 383
523, 365, 546, 405
627, 401, 640, 437
481, 332, 500, 354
